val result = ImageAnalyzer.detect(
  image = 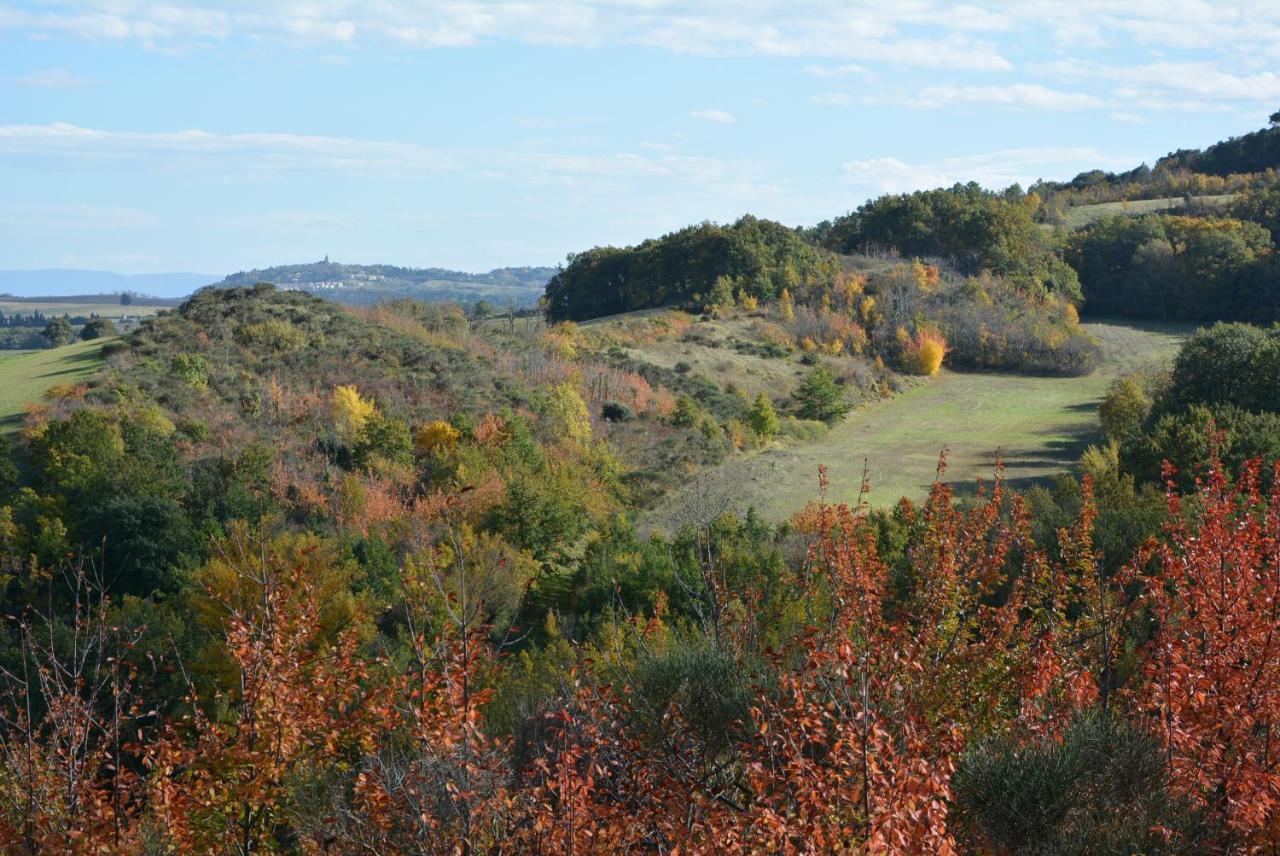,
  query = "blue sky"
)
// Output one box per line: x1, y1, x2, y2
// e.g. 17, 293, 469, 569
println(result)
2, 1, 1279, 275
